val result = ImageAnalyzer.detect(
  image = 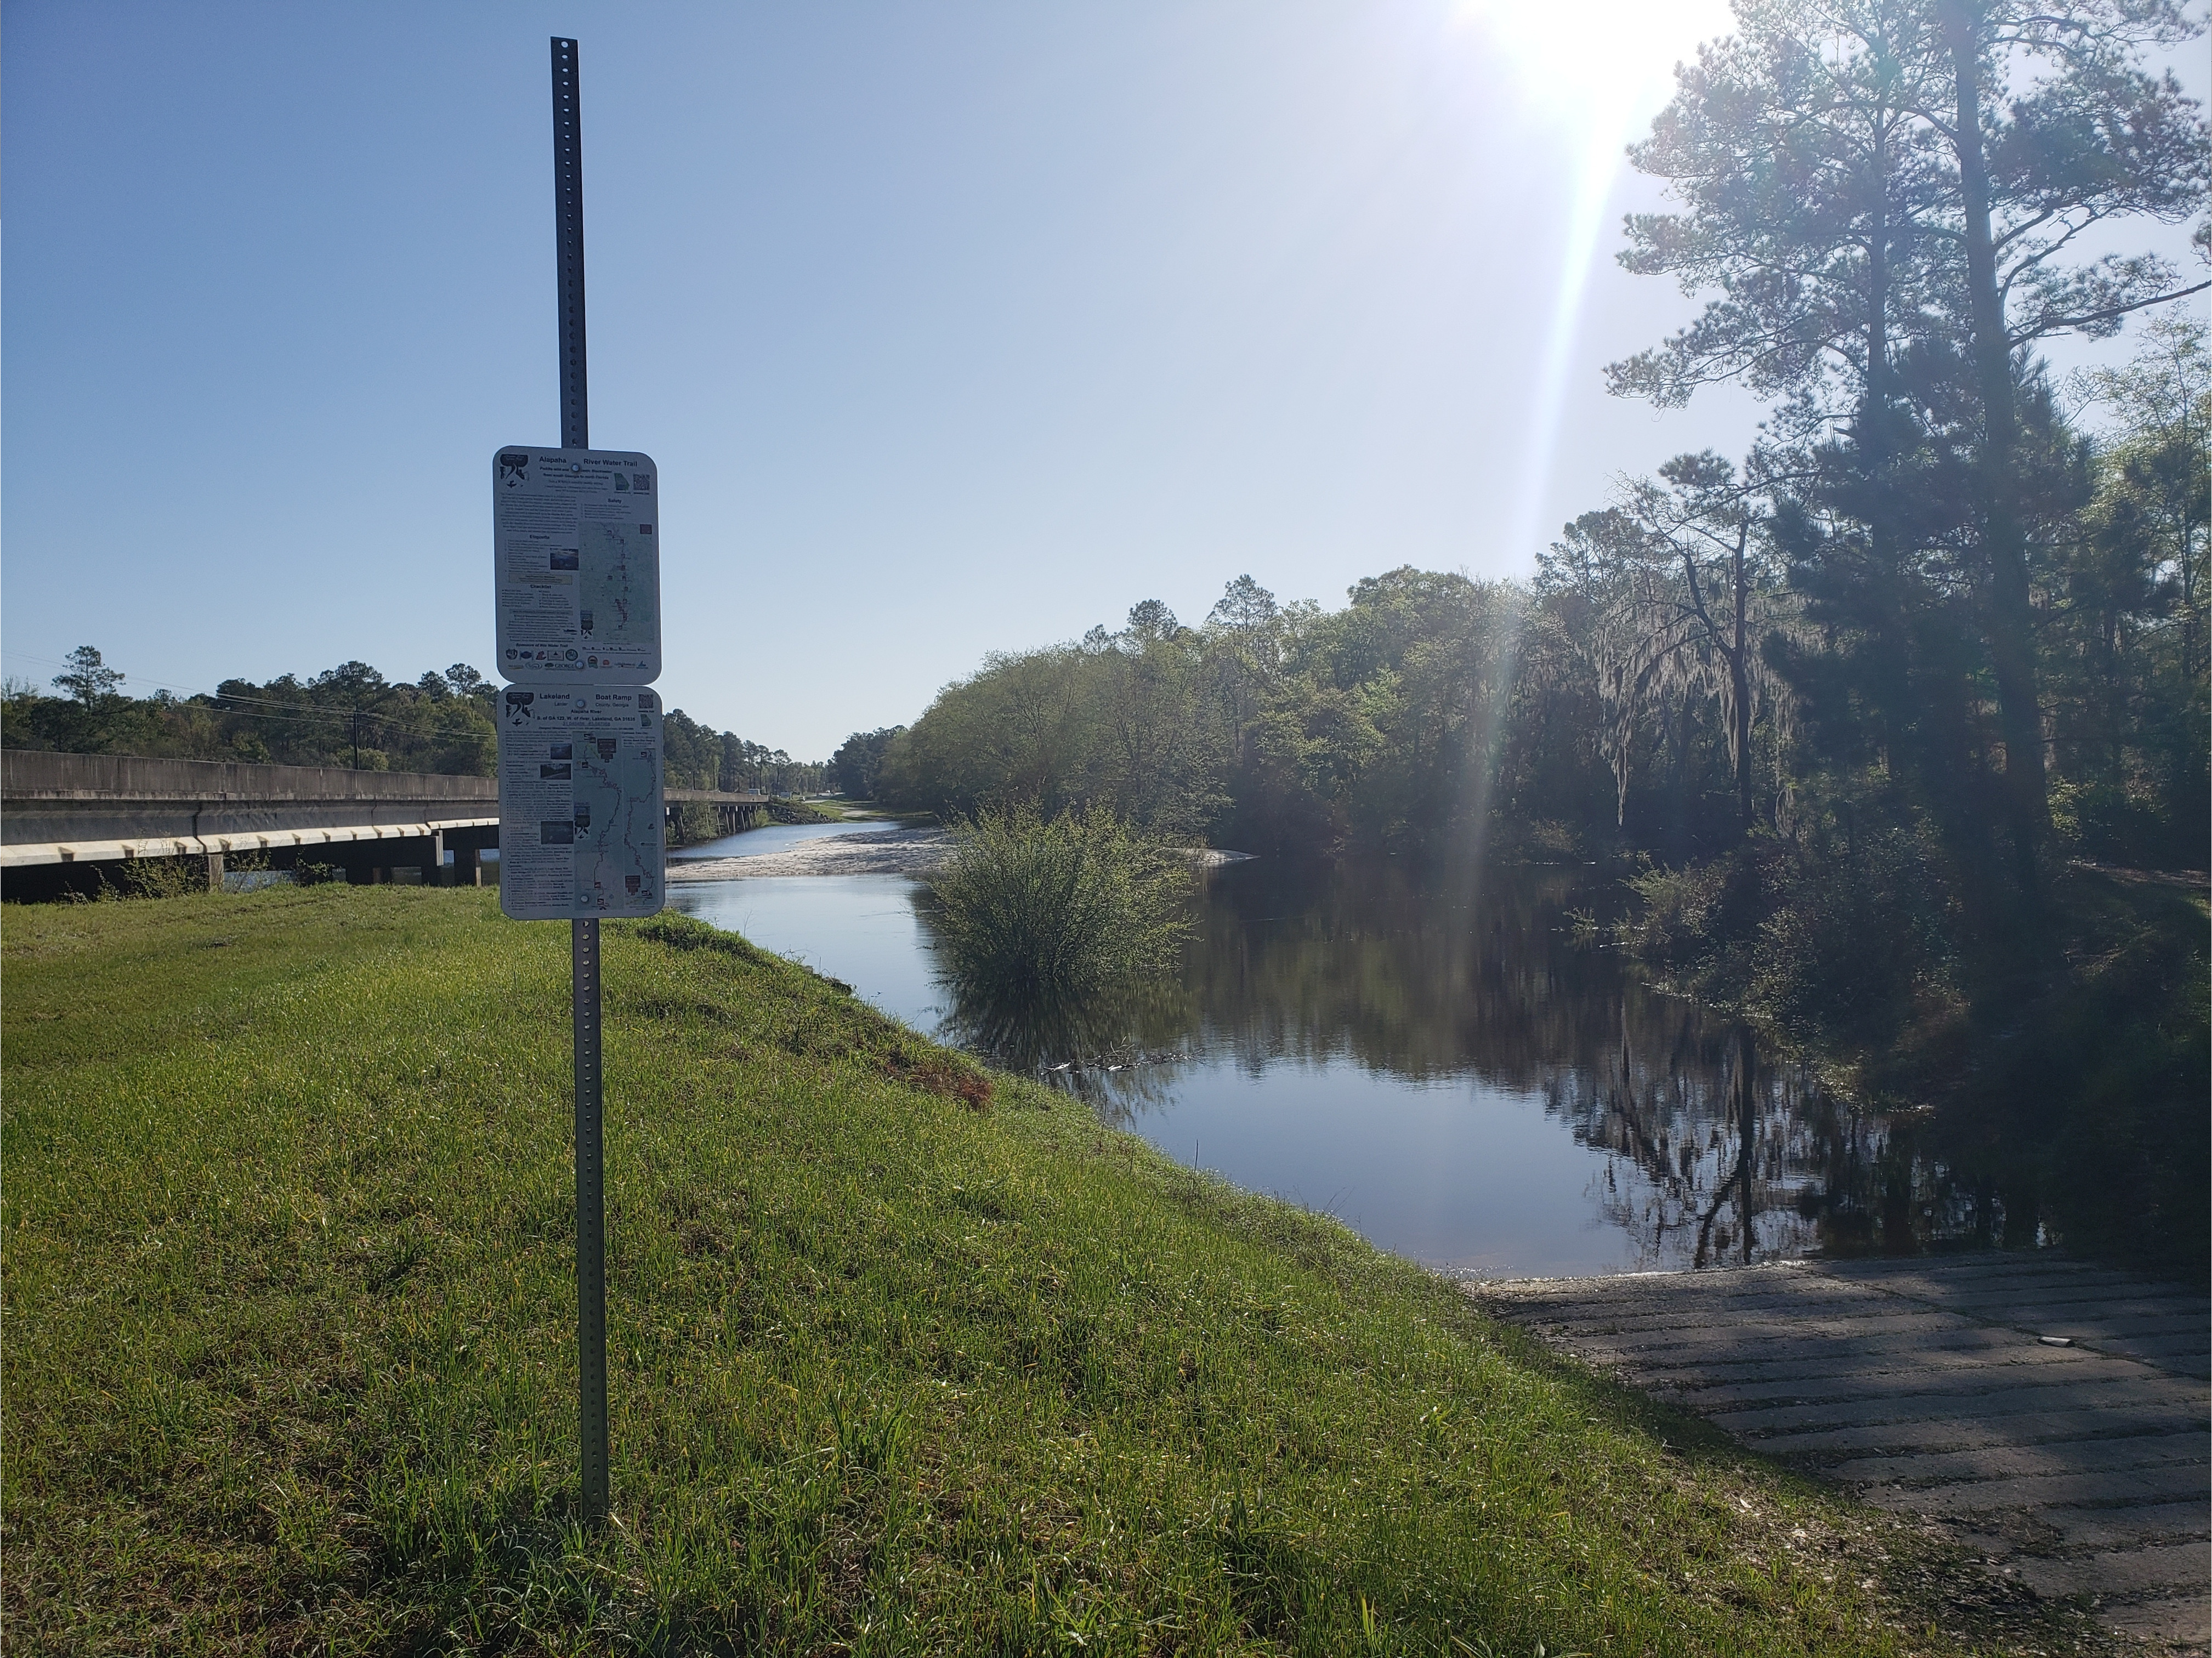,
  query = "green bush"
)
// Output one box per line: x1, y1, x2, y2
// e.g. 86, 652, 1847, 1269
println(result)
666, 800, 728, 845
103, 856, 208, 901
1618, 828, 1966, 1072
923, 805, 1194, 1012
